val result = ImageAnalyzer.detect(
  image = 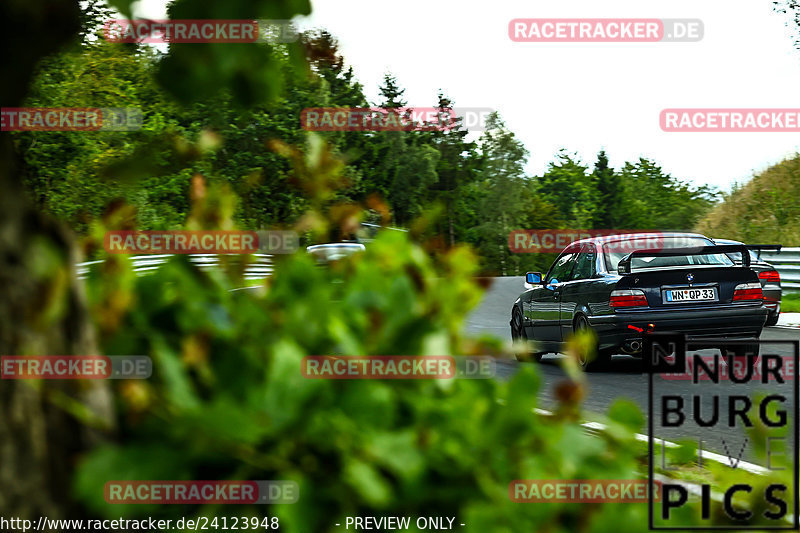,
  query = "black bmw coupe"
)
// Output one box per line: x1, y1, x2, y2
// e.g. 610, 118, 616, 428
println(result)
510, 233, 768, 370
